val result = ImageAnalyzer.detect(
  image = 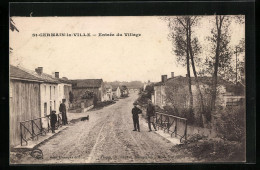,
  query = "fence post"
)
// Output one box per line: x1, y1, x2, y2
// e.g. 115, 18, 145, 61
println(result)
57, 114, 60, 128
31, 120, 34, 140
40, 117, 42, 134
175, 118, 177, 137
47, 116, 50, 133
185, 119, 187, 140
160, 114, 162, 130
167, 116, 170, 133
155, 112, 157, 125
20, 123, 22, 146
